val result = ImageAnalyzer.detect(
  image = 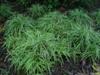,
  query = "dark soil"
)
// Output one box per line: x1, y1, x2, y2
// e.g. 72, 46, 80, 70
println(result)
0, 17, 8, 74
50, 60, 94, 75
